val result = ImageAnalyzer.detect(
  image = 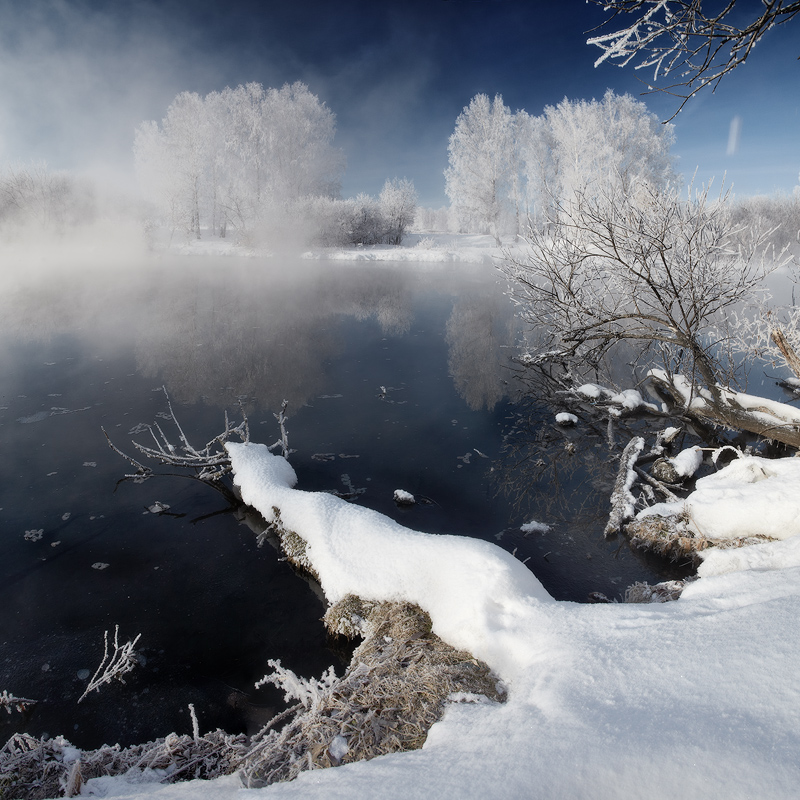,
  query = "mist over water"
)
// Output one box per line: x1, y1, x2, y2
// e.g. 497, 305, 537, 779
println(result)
0, 254, 700, 748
